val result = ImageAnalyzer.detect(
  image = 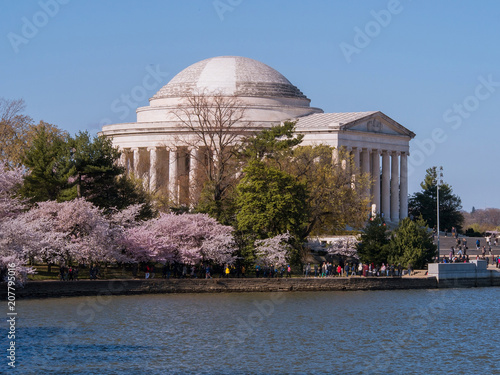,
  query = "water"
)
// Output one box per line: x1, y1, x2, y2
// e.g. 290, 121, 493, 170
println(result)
2, 288, 499, 374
